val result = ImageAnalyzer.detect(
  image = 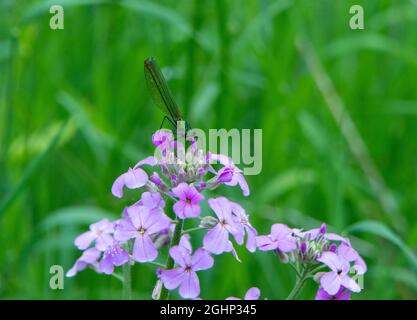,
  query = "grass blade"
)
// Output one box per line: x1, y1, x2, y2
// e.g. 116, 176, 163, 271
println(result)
347, 220, 417, 273
0, 121, 68, 219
